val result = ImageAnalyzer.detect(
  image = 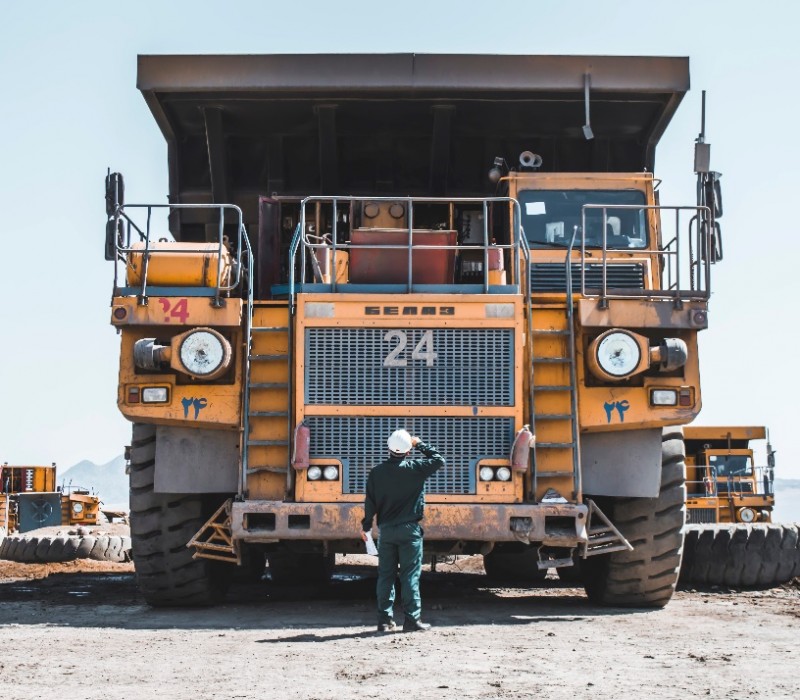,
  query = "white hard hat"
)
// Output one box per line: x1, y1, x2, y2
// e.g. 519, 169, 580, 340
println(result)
387, 429, 413, 454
